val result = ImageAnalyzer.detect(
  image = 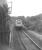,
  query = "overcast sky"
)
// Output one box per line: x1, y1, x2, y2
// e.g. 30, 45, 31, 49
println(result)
7, 0, 42, 17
